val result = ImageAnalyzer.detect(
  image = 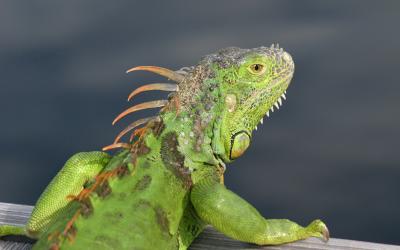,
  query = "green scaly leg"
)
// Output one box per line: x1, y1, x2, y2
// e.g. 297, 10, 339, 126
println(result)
190, 178, 329, 245
0, 151, 110, 238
